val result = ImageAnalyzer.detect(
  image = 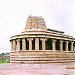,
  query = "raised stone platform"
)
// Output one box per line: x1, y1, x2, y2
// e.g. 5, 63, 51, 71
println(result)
10, 51, 75, 63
